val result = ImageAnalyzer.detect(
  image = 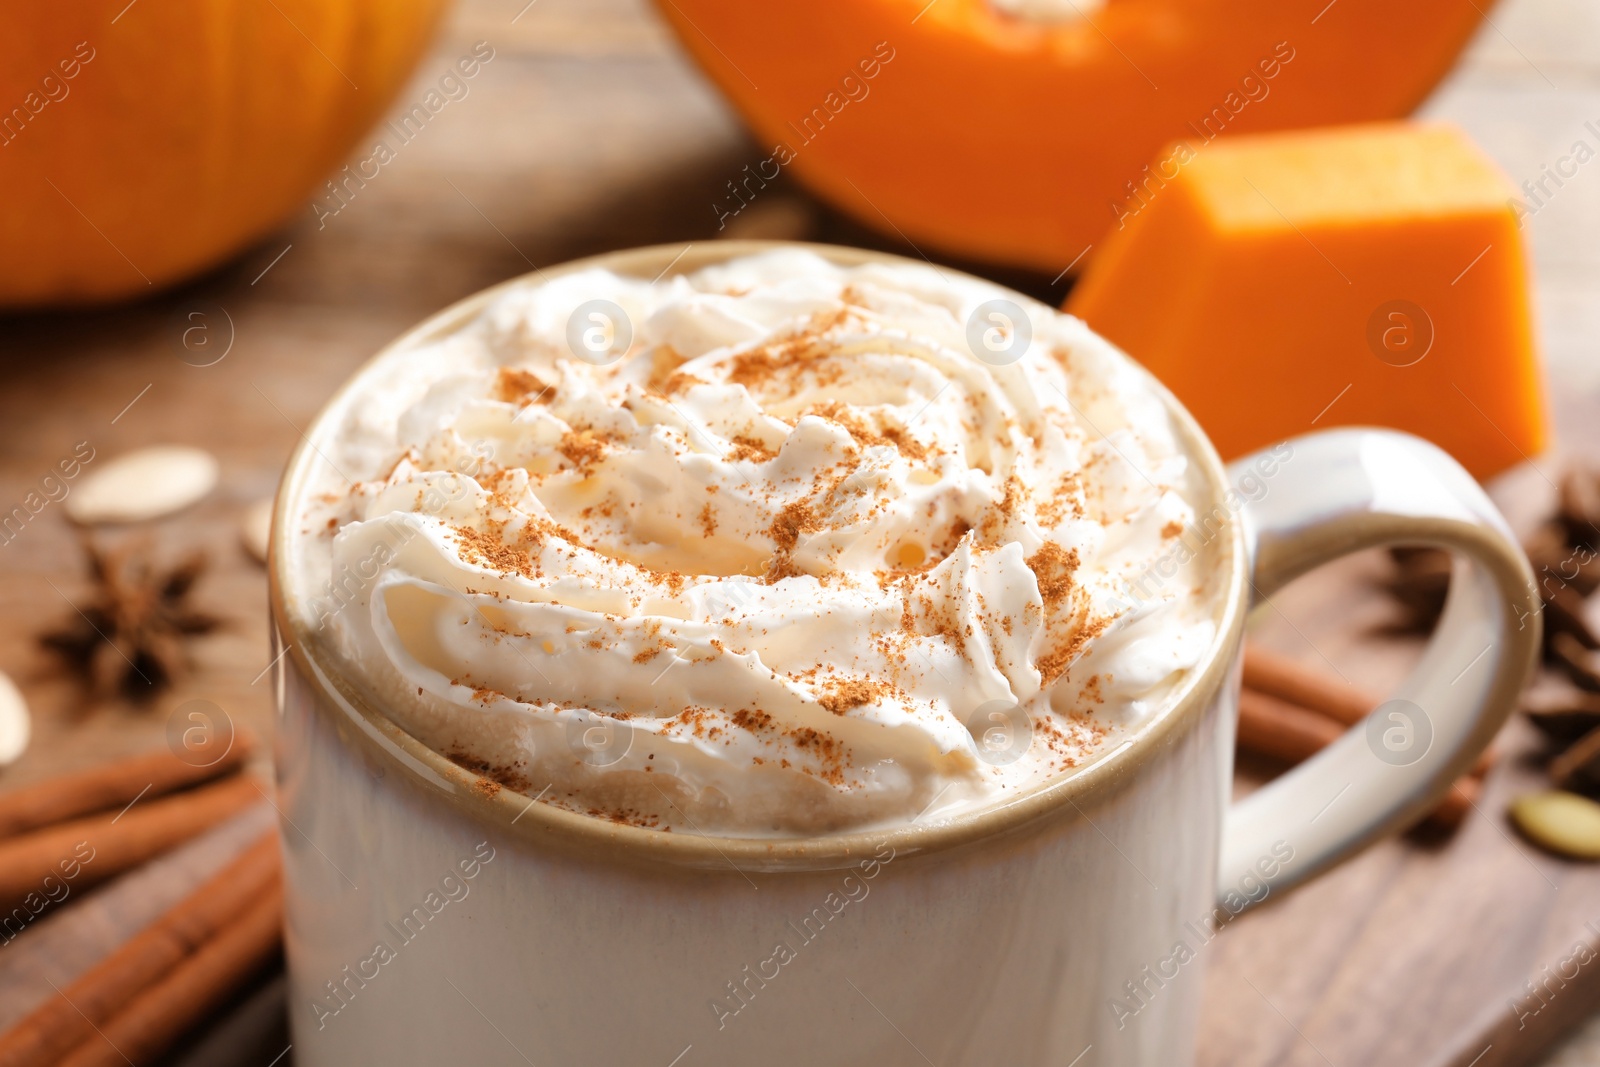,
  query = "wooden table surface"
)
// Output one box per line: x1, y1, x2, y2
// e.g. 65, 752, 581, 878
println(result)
1, 0, 1598, 1063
